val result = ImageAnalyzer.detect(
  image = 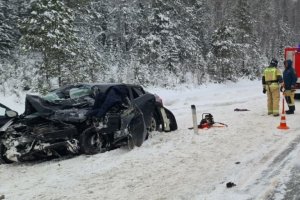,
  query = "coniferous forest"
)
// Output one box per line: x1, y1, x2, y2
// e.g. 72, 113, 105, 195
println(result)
0, 0, 300, 94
